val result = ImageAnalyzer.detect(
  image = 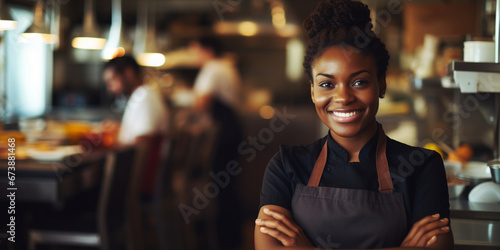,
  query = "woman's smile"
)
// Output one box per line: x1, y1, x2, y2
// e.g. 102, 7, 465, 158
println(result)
329, 109, 364, 122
